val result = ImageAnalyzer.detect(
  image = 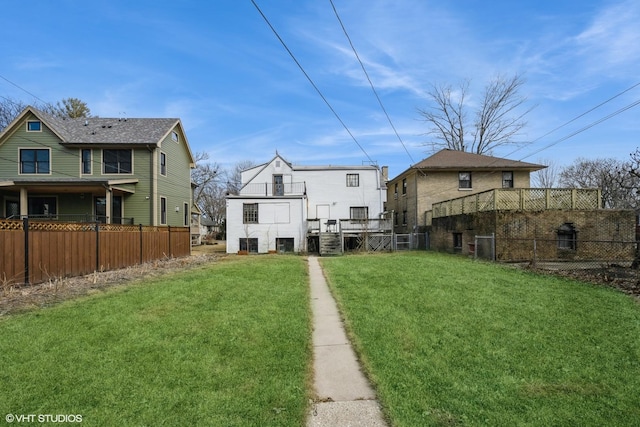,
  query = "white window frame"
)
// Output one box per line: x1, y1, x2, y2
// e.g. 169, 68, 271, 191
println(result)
19, 147, 51, 175
102, 149, 133, 174
81, 148, 92, 175
160, 151, 167, 176
26, 120, 42, 132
